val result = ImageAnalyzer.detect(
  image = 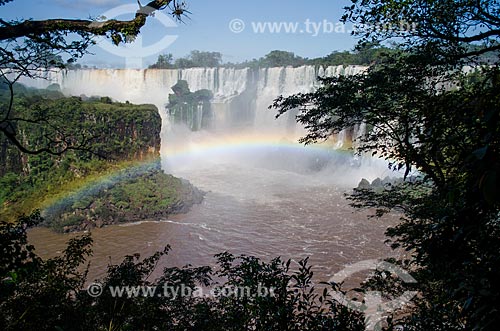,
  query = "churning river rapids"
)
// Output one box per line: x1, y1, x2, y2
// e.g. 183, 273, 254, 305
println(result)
28, 141, 401, 284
